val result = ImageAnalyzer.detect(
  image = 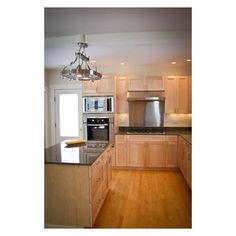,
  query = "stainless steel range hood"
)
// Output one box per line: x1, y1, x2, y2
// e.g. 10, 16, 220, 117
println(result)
127, 90, 165, 127
127, 90, 165, 101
